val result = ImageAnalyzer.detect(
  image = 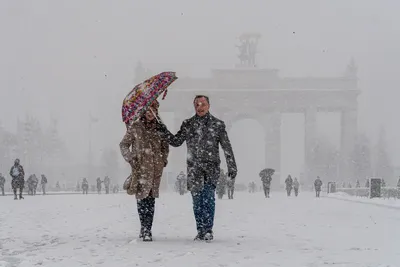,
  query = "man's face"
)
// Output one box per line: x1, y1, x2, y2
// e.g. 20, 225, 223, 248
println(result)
194, 97, 210, 117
